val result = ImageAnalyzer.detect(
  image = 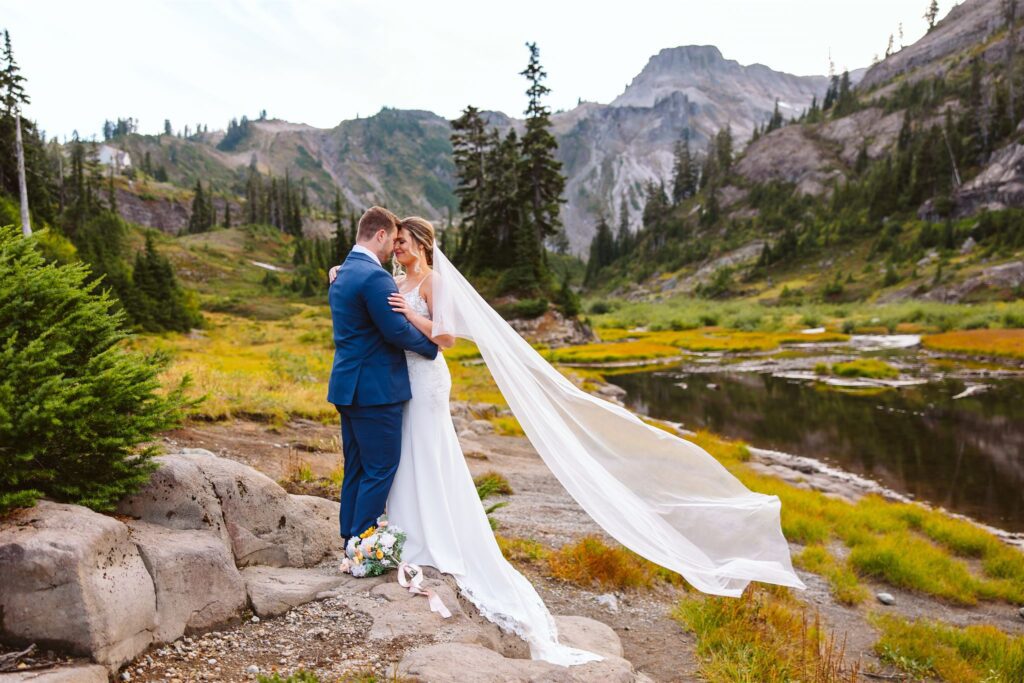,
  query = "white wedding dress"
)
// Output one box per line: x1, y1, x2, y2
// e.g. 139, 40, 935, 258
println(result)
386, 279, 602, 666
